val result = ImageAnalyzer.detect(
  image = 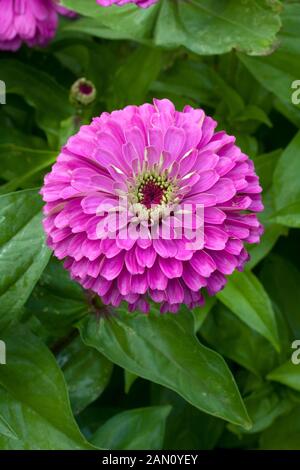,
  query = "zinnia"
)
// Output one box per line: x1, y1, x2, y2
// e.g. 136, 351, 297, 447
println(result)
96, 0, 158, 8
41, 99, 263, 314
0, 0, 75, 51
